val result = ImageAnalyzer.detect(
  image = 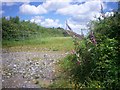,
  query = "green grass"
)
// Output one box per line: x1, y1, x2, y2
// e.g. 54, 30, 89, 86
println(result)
48, 54, 77, 88
2, 37, 74, 52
